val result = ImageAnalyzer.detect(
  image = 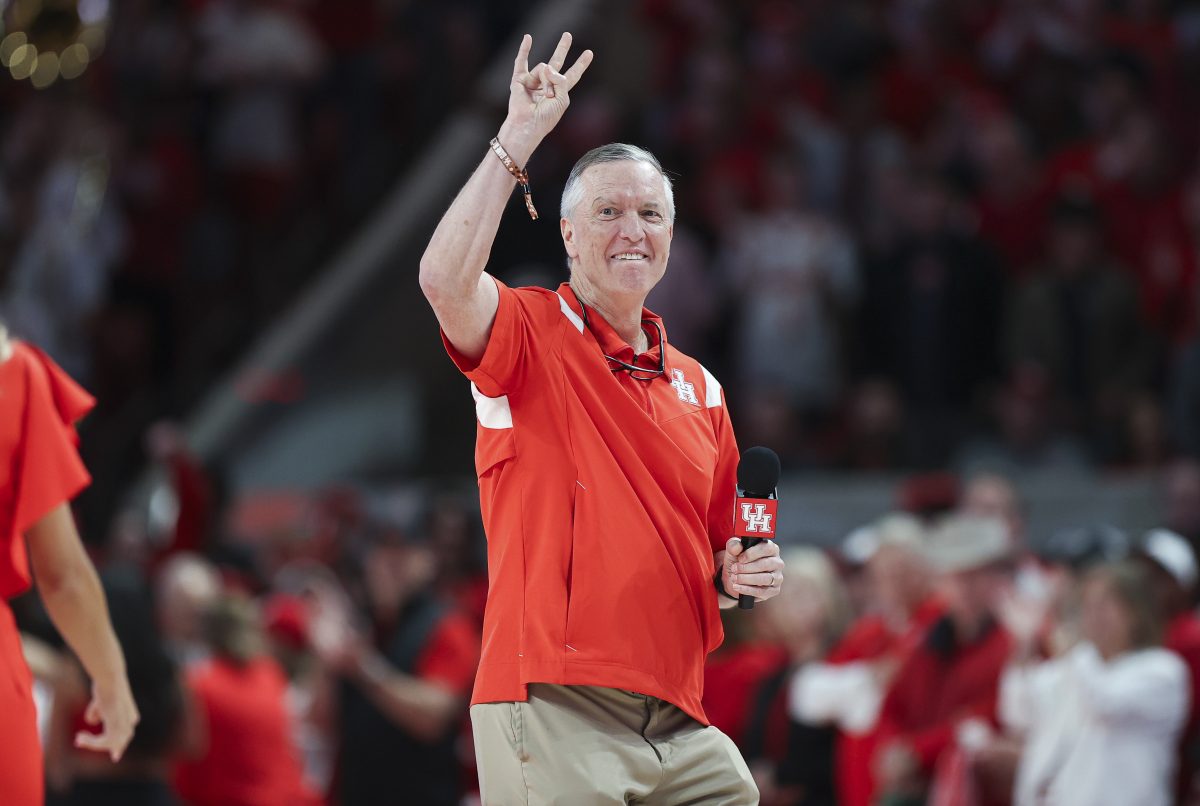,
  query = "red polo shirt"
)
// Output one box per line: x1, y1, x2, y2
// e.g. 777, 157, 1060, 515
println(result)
442, 280, 739, 723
